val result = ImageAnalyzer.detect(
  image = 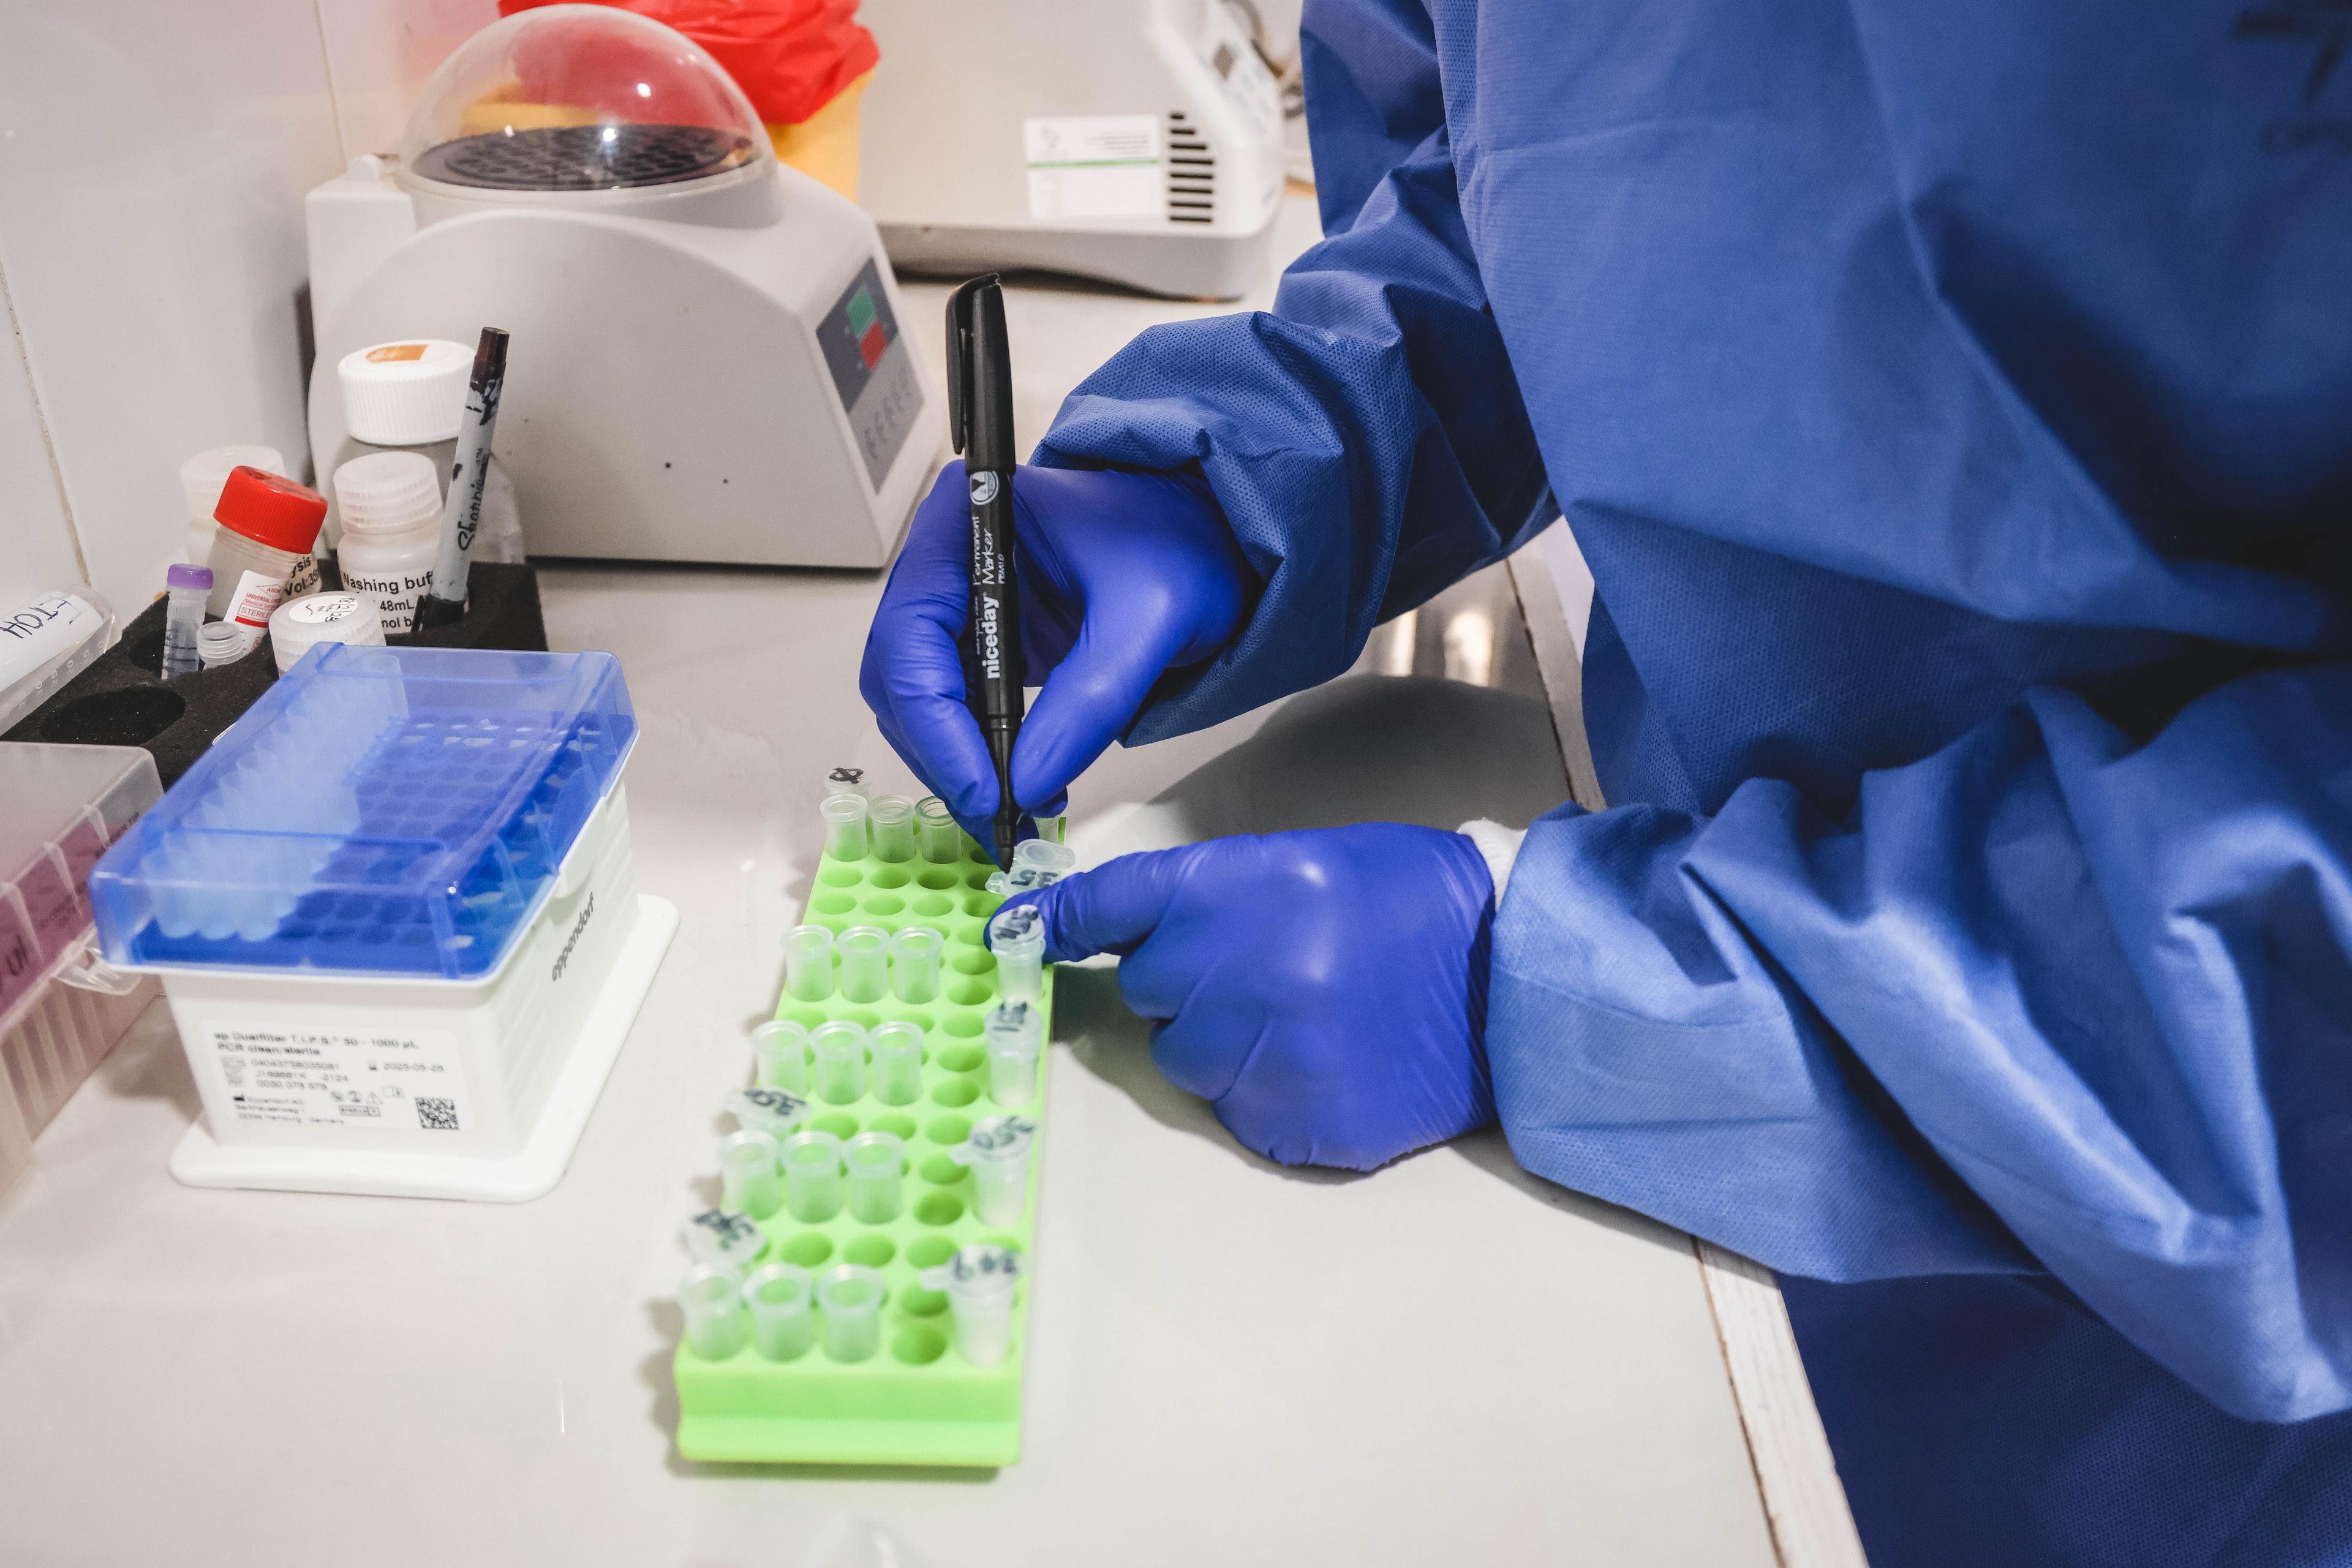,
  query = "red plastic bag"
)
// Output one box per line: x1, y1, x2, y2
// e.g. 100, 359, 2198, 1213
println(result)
499, 0, 878, 126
